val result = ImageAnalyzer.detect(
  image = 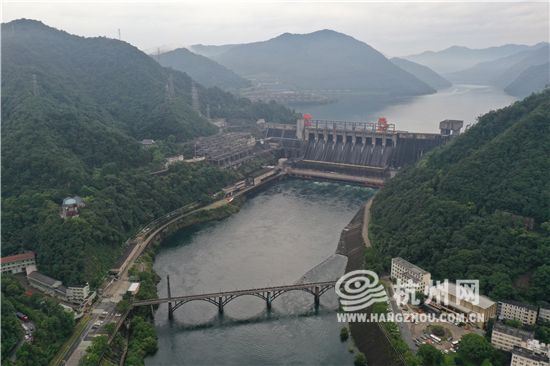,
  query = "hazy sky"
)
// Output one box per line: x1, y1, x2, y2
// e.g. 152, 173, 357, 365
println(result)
3, 1, 549, 56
